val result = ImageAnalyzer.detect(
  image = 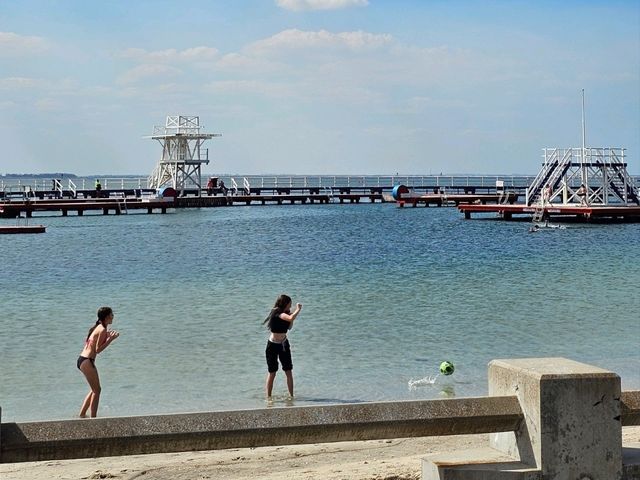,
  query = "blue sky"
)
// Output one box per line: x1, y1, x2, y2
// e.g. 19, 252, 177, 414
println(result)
1, 0, 639, 175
